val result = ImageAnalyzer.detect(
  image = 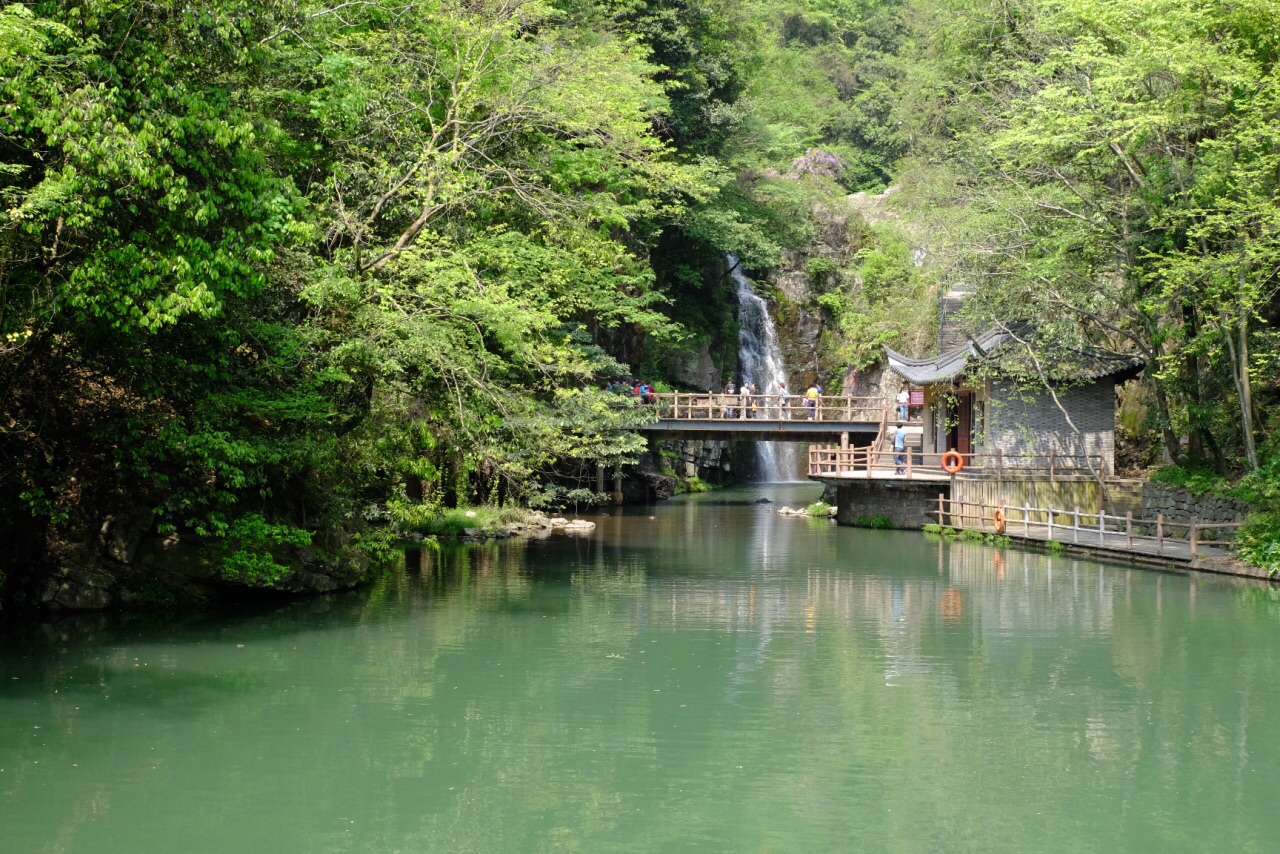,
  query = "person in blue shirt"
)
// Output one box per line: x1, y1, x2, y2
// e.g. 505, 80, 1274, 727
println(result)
893, 422, 907, 474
